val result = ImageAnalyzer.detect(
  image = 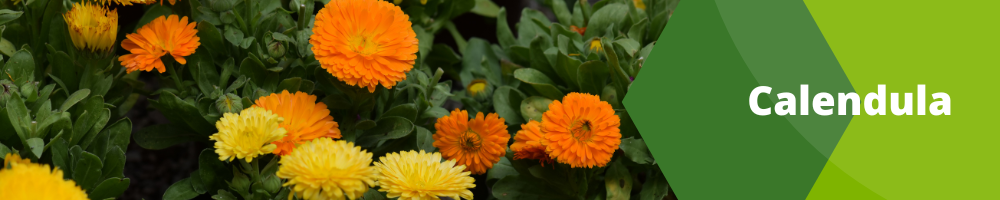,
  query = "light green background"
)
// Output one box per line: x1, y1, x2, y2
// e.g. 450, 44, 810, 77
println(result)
804, 0, 1000, 199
